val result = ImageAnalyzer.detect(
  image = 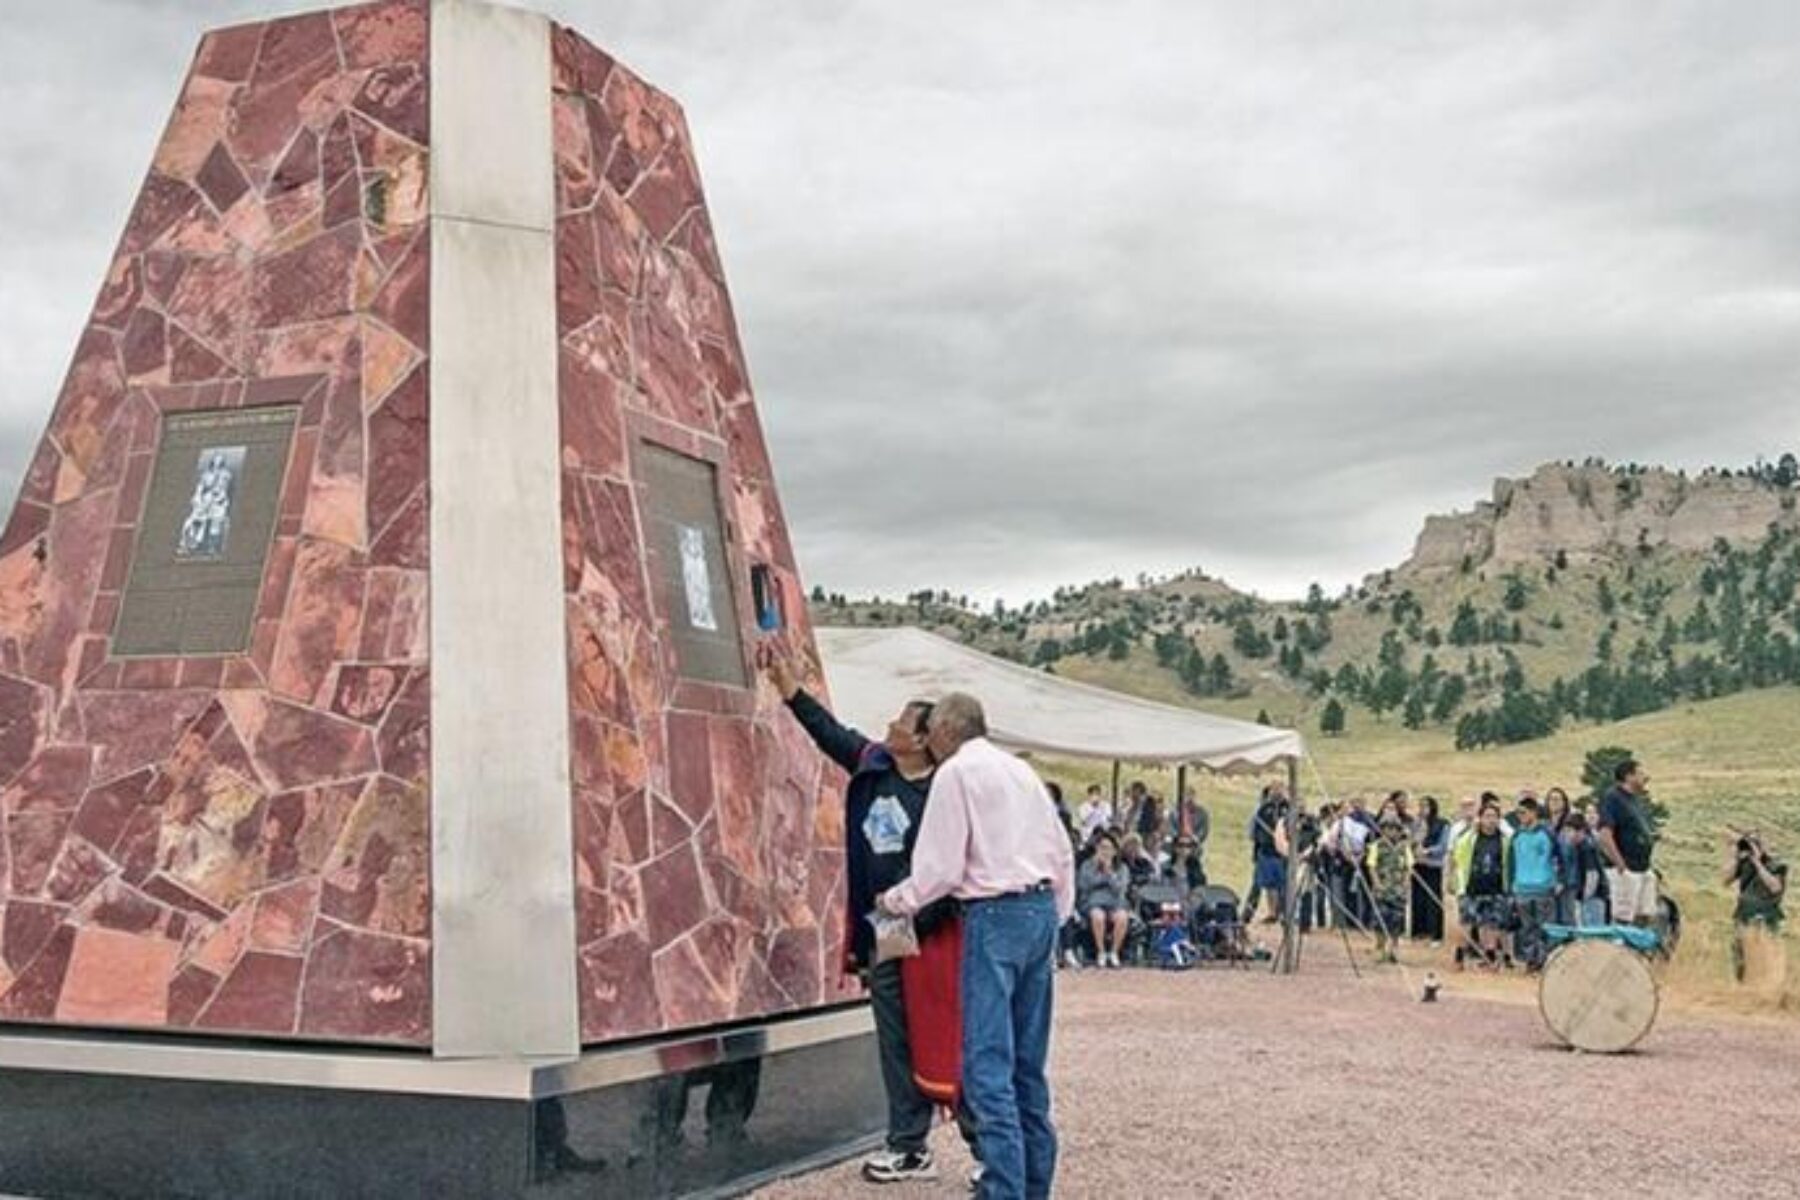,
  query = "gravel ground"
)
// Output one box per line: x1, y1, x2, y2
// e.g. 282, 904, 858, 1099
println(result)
753, 945, 1800, 1199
